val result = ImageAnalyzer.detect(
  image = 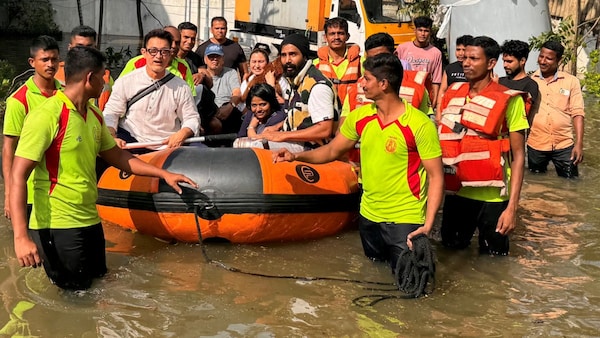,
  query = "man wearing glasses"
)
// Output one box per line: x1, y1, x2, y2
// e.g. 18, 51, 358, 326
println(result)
118, 26, 196, 97
103, 29, 200, 151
